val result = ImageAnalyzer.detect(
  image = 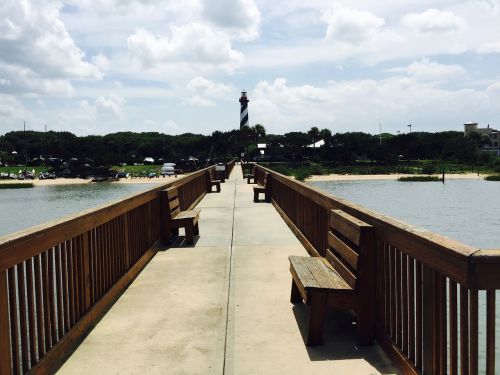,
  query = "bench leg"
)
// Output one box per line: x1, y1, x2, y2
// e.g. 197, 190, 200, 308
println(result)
216, 184, 221, 193
185, 224, 194, 245
290, 279, 302, 304
356, 309, 375, 346
172, 228, 179, 237
306, 292, 327, 346
193, 222, 199, 235
253, 190, 259, 202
